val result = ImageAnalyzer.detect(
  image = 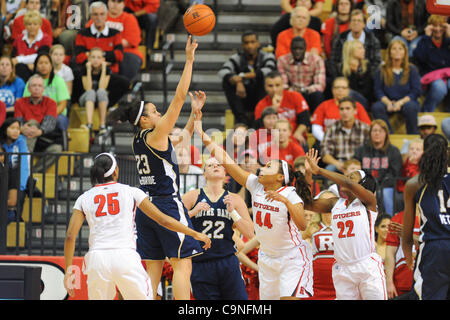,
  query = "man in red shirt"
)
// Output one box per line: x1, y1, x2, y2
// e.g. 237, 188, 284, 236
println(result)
311, 77, 371, 145
14, 74, 62, 172
254, 71, 310, 150
275, 6, 322, 59
86, 0, 143, 80
124, 0, 159, 54
75, 1, 124, 74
